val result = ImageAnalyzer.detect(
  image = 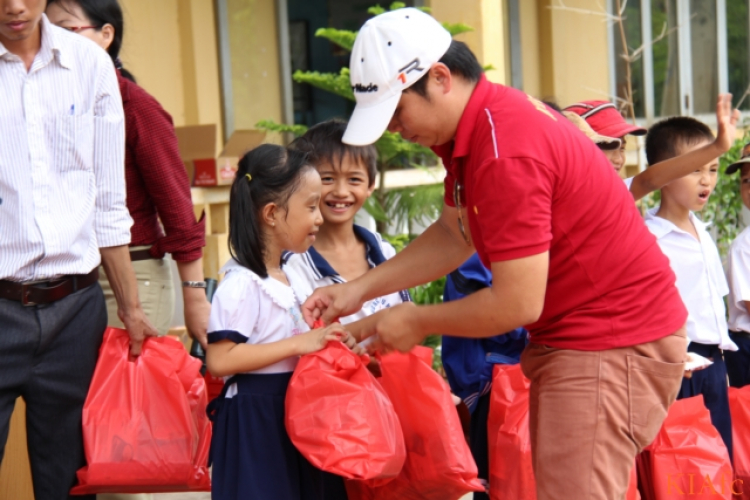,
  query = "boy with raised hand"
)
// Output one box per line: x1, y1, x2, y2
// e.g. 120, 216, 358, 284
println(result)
724, 144, 750, 388
566, 95, 739, 201
644, 117, 738, 460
